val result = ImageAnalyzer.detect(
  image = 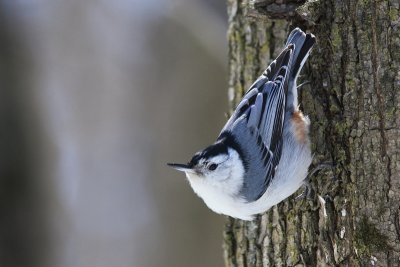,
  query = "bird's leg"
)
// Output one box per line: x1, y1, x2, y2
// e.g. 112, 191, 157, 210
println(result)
295, 162, 335, 200
297, 80, 310, 90
295, 180, 313, 200
308, 162, 335, 178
